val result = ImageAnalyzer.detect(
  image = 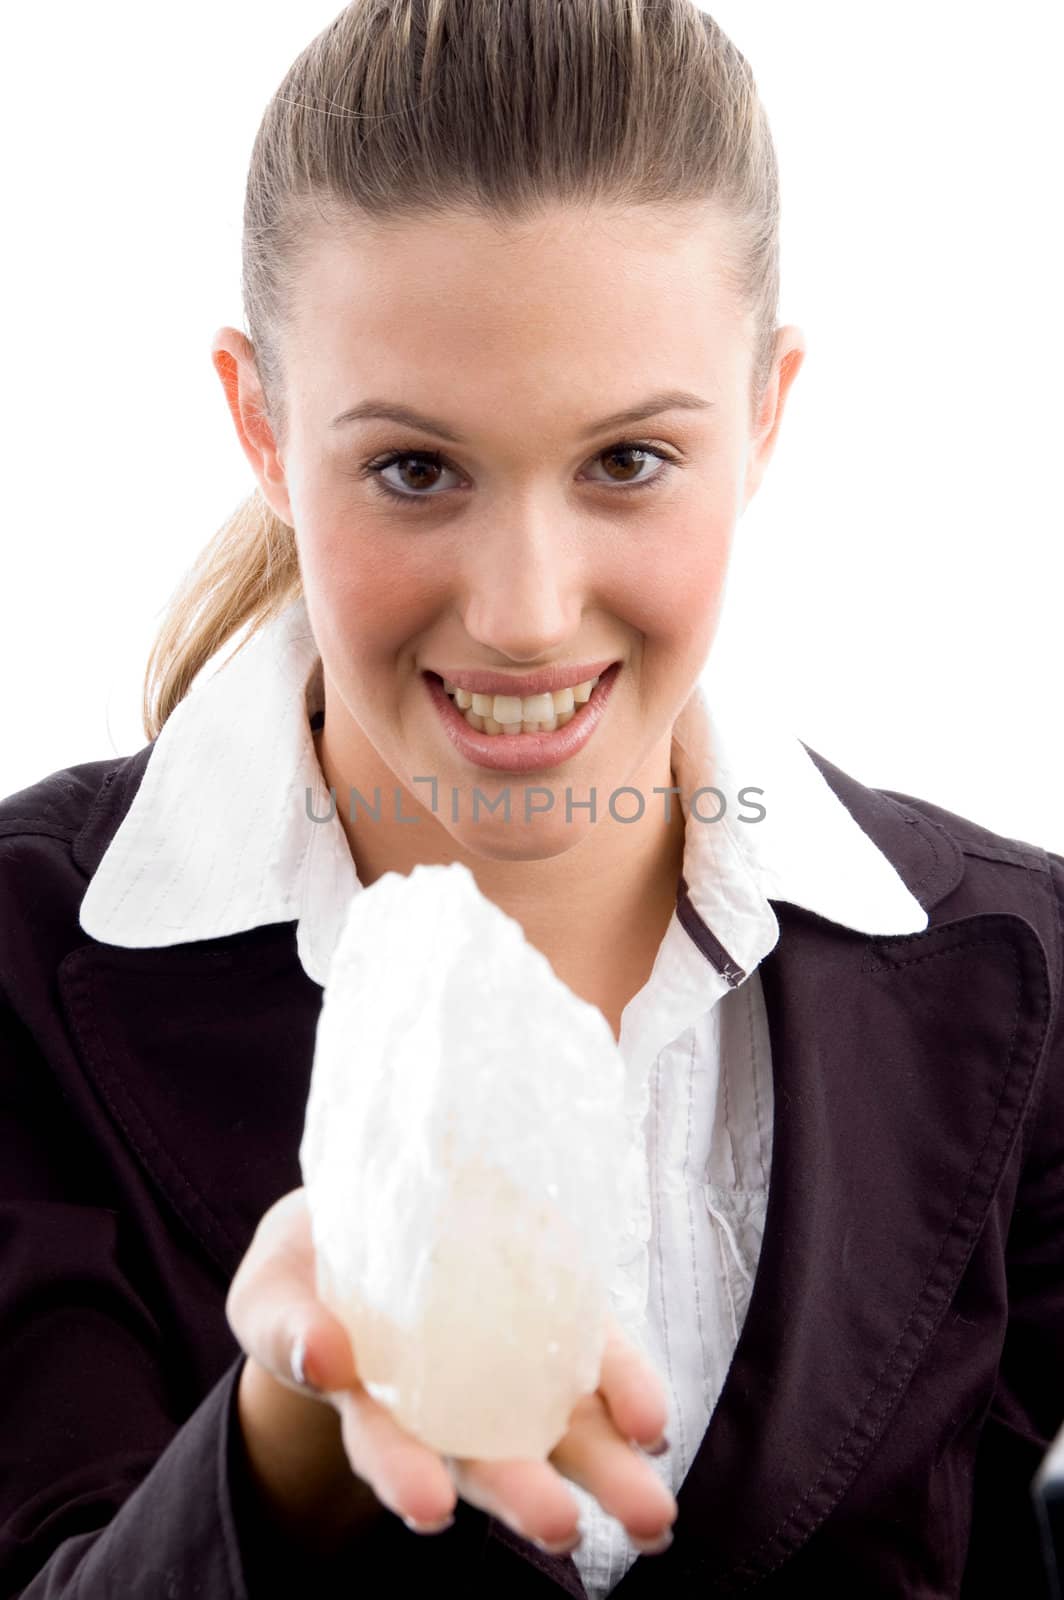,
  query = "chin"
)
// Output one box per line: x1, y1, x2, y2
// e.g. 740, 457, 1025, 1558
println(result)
451, 822, 589, 863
